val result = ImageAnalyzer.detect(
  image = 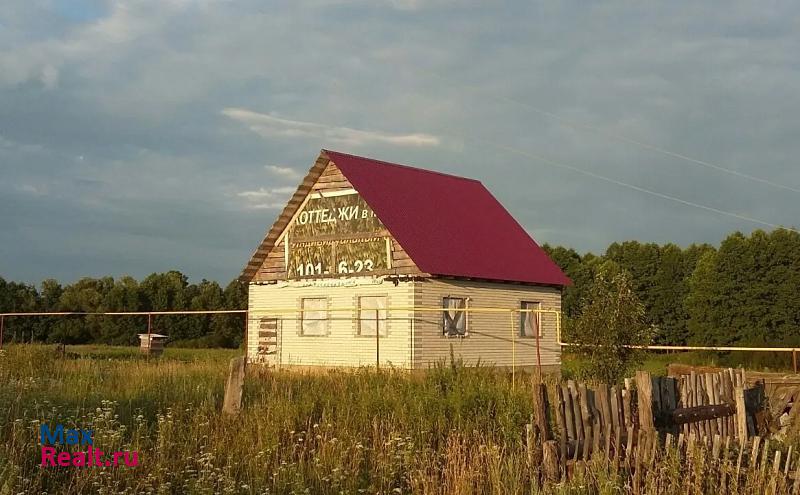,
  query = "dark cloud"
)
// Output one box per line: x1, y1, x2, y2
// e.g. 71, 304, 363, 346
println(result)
1, 0, 798, 285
